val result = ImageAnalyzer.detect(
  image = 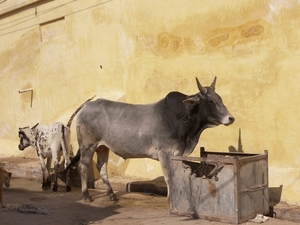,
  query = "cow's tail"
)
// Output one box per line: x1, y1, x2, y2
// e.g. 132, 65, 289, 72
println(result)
63, 150, 81, 175
66, 95, 96, 129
